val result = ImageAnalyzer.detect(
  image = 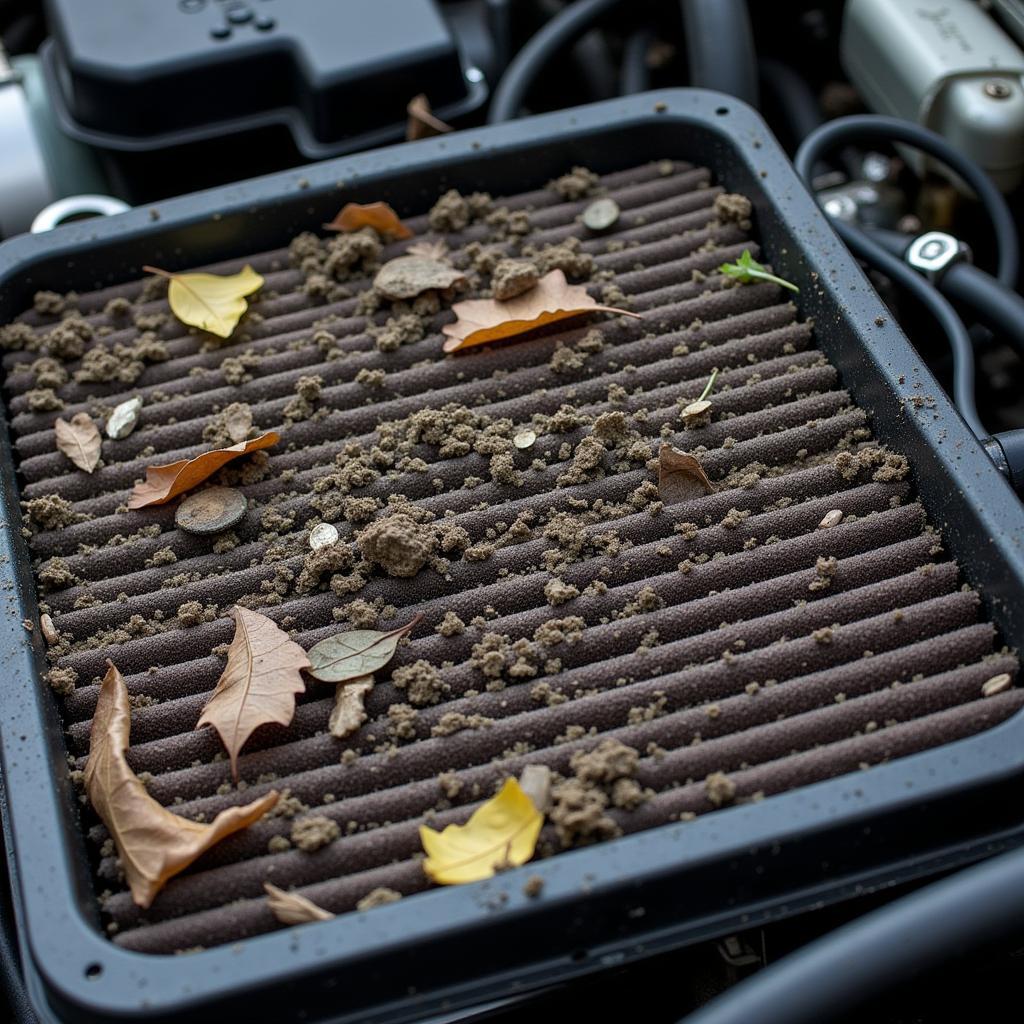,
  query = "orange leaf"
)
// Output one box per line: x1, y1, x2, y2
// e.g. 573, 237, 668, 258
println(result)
323, 202, 413, 240
85, 661, 278, 908
127, 431, 279, 509
657, 444, 716, 504
441, 269, 641, 353
406, 94, 453, 141
197, 607, 311, 781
